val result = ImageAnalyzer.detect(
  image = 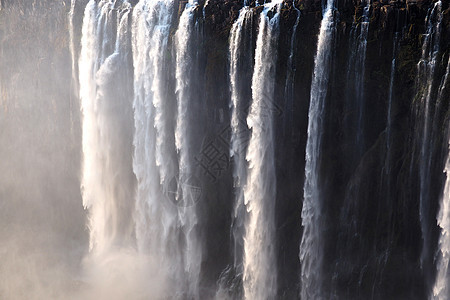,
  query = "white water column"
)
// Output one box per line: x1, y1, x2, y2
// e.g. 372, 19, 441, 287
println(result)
243, 2, 282, 299
299, 0, 335, 298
